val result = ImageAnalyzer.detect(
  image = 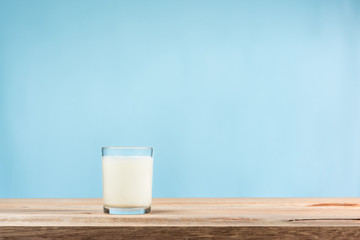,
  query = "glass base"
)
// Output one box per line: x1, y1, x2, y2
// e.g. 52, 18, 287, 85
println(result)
103, 206, 151, 215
